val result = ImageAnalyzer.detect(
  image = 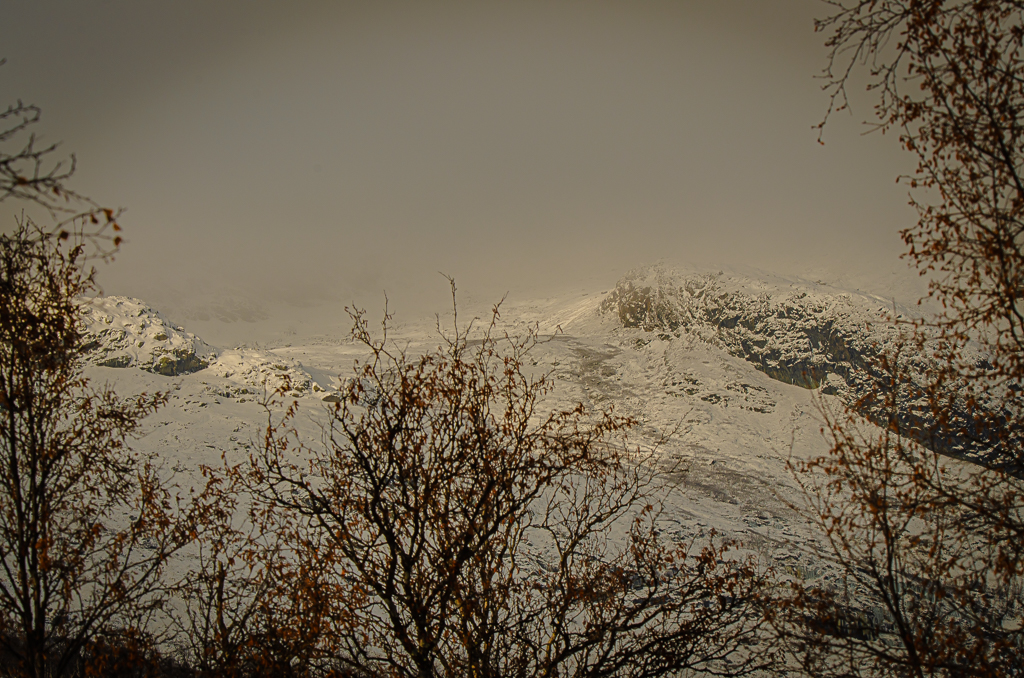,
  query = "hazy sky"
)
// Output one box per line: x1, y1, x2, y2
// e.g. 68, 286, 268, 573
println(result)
1, 0, 918, 318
